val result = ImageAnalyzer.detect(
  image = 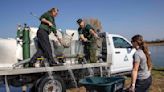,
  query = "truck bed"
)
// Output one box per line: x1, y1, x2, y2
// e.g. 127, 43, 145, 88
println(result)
0, 62, 111, 76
